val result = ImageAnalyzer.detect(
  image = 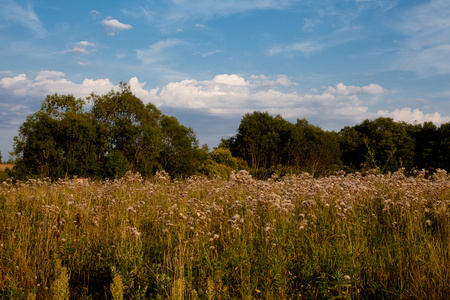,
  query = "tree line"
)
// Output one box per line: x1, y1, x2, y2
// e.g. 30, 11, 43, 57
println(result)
226, 111, 450, 177
5, 87, 450, 180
